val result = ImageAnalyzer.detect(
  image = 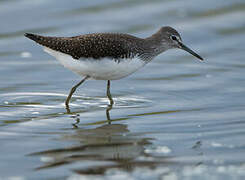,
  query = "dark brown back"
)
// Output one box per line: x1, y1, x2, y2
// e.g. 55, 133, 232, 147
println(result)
25, 33, 146, 60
